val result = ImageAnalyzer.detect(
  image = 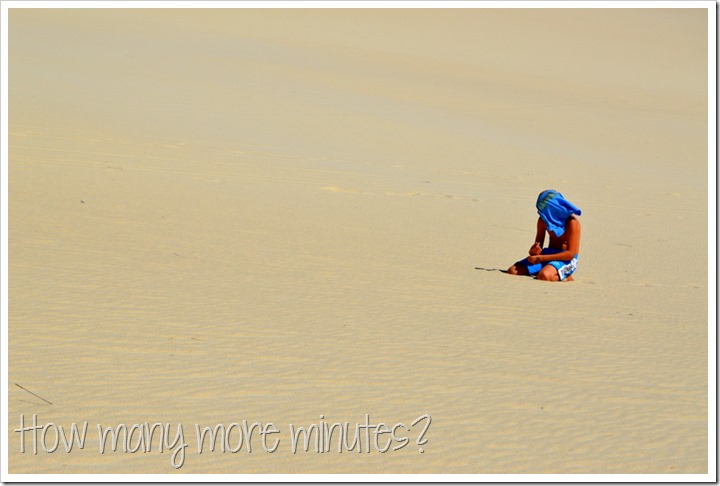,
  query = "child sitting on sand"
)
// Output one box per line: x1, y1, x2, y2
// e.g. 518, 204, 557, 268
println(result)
507, 189, 582, 282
